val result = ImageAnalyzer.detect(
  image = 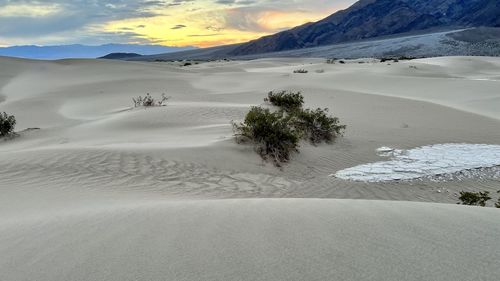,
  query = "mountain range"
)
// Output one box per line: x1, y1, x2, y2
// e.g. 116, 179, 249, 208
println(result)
230, 0, 500, 55
132, 0, 500, 61
4, 0, 499, 61
0, 44, 195, 60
